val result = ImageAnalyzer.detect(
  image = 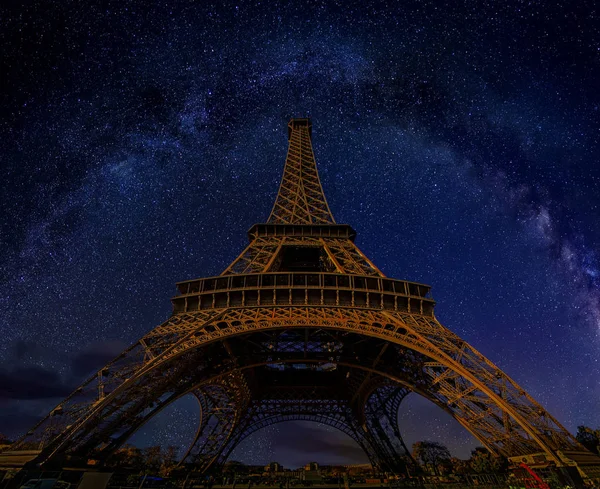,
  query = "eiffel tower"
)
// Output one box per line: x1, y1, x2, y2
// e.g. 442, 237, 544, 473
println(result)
8, 118, 596, 478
